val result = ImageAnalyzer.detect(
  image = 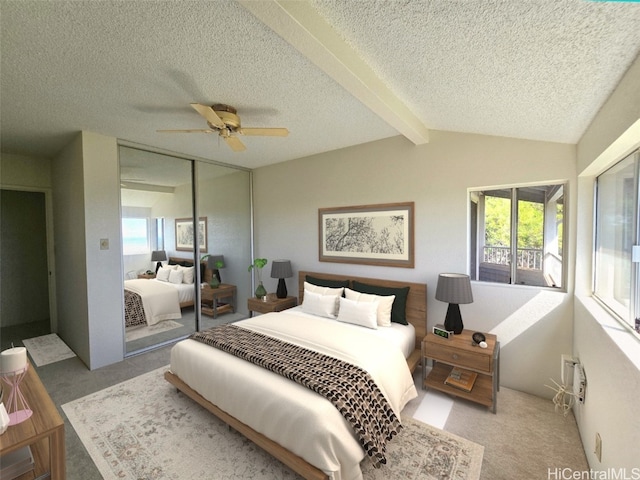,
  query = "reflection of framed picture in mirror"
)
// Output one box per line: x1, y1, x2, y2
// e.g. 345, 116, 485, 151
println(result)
175, 217, 207, 252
